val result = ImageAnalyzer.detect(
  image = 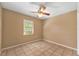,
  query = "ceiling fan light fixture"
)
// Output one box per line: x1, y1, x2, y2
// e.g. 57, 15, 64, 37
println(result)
40, 8, 45, 12
38, 13, 43, 17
